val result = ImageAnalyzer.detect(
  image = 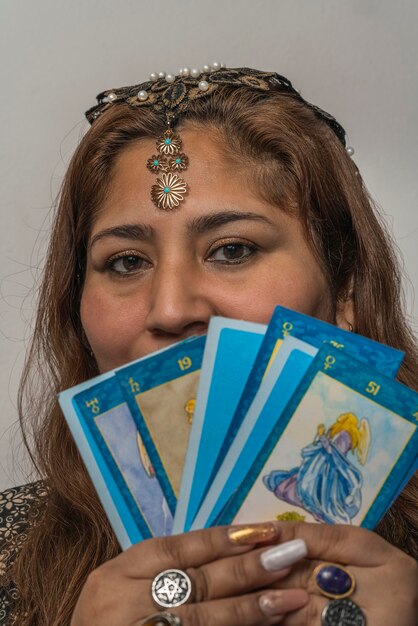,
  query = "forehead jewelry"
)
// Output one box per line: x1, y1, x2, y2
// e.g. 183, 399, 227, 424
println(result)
86, 64, 353, 210
147, 127, 189, 210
